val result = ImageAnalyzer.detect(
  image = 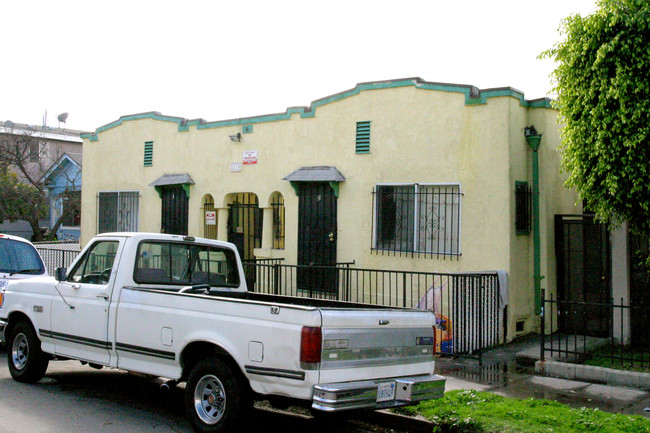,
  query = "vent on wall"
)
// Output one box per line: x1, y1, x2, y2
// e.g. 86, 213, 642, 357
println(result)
144, 141, 153, 167
515, 319, 526, 334
356, 121, 371, 154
